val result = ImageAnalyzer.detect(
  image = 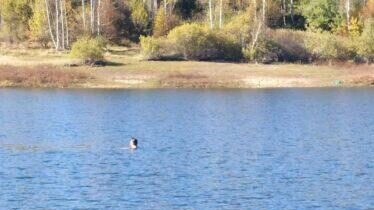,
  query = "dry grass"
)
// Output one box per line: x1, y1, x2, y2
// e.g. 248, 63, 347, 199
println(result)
0, 46, 373, 88
0, 65, 92, 88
